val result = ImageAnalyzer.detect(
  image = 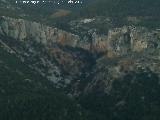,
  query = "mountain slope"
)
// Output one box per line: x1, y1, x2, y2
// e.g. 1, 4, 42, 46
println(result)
0, 40, 86, 120
74, 0, 160, 29
80, 0, 160, 17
